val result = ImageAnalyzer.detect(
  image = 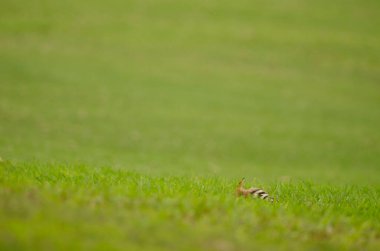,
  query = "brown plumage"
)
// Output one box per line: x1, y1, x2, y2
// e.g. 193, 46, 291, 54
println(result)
236, 178, 273, 202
